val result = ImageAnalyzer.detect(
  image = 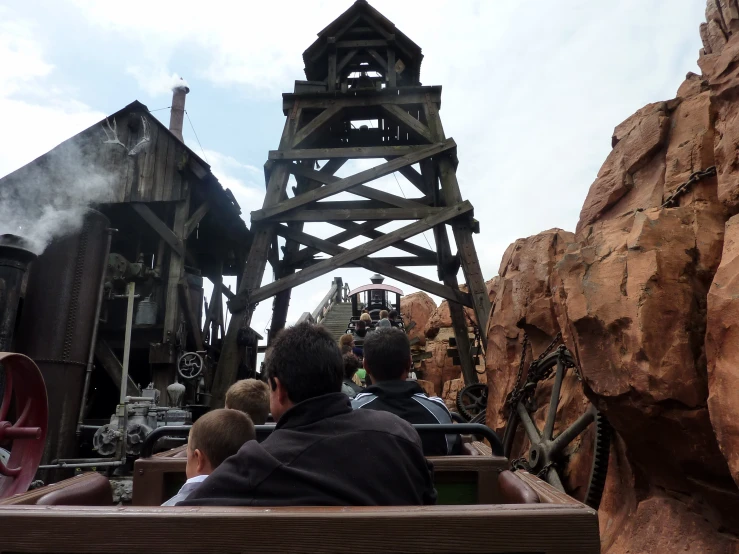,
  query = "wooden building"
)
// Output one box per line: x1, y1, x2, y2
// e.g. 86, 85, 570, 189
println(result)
0, 94, 252, 420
